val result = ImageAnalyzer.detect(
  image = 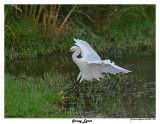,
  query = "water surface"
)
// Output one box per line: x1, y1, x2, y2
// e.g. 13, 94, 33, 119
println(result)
5, 52, 155, 82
